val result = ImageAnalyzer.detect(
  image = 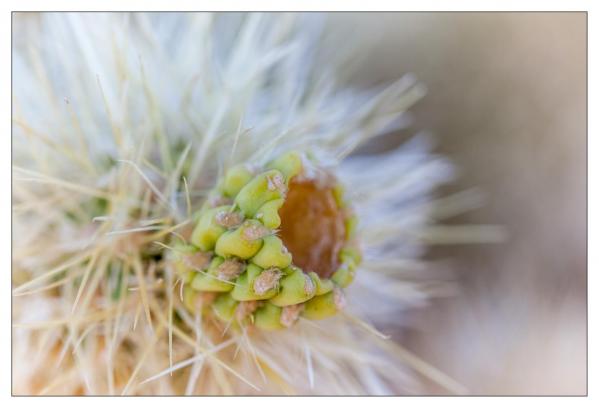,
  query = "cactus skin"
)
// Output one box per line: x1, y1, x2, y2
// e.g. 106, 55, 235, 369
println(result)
254, 303, 285, 330
309, 271, 335, 295
178, 151, 361, 330
270, 266, 316, 307
231, 264, 279, 301
190, 257, 236, 292
169, 244, 198, 283
212, 294, 239, 322
331, 263, 355, 288
183, 286, 198, 311
255, 198, 284, 229
251, 235, 292, 269
221, 164, 254, 198
344, 214, 358, 241
235, 170, 287, 218
340, 247, 362, 266
267, 151, 303, 181
214, 220, 266, 259
191, 206, 230, 251
302, 289, 342, 320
